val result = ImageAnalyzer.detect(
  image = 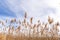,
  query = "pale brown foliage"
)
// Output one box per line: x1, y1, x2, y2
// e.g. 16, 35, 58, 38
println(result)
48, 16, 53, 24
0, 13, 60, 40
10, 18, 16, 23
17, 26, 21, 31
24, 12, 27, 18
30, 17, 33, 24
